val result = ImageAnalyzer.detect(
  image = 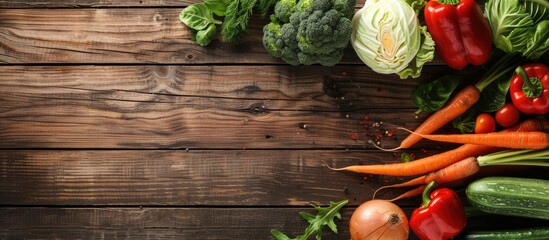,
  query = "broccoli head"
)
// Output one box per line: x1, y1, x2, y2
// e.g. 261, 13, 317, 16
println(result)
262, 0, 356, 66
274, 0, 297, 23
